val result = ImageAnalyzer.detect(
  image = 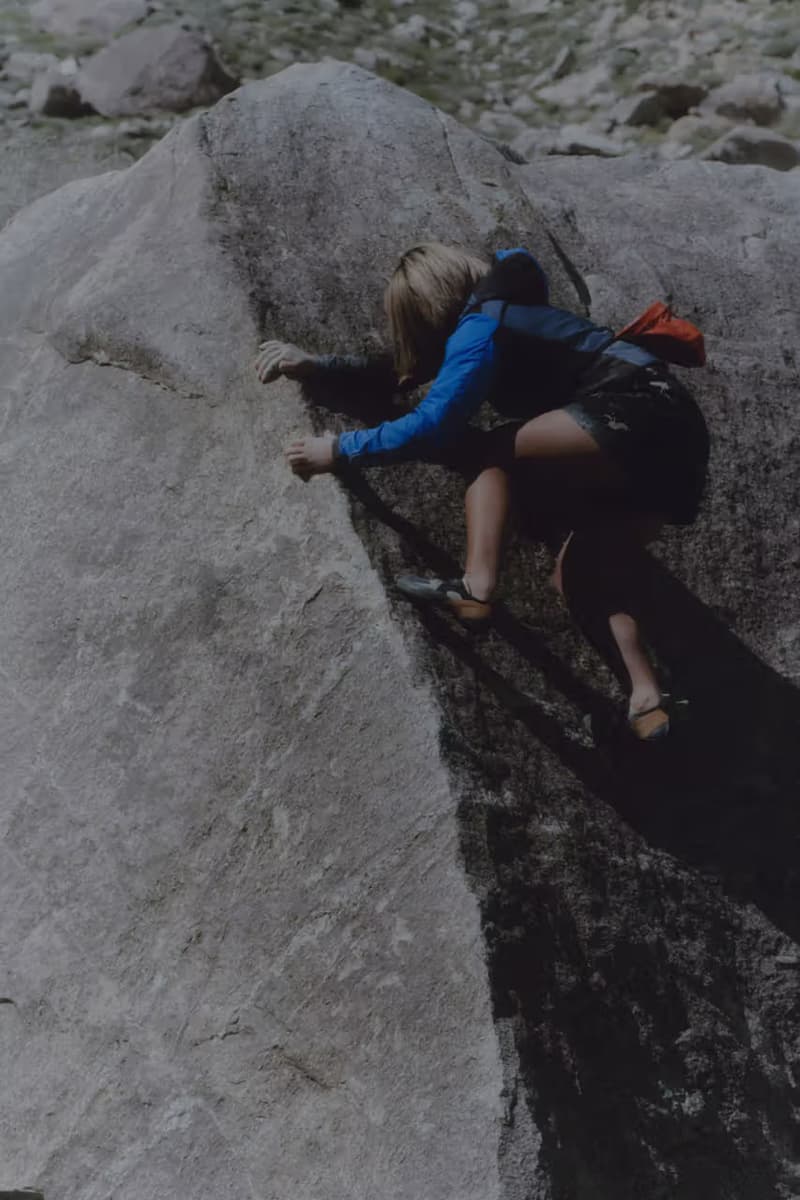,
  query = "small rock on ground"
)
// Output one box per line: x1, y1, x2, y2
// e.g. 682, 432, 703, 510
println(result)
704, 73, 784, 126
704, 124, 800, 170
